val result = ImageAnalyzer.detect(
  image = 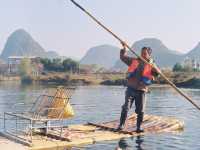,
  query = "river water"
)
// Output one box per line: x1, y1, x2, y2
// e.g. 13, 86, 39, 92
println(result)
0, 82, 200, 150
